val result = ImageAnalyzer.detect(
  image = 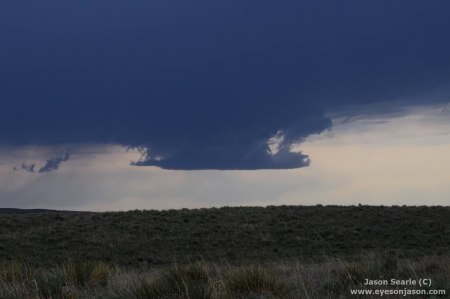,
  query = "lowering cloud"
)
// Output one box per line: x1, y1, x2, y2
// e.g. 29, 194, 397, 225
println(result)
38, 148, 73, 173
12, 163, 36, 173
1, 1, 449, 170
